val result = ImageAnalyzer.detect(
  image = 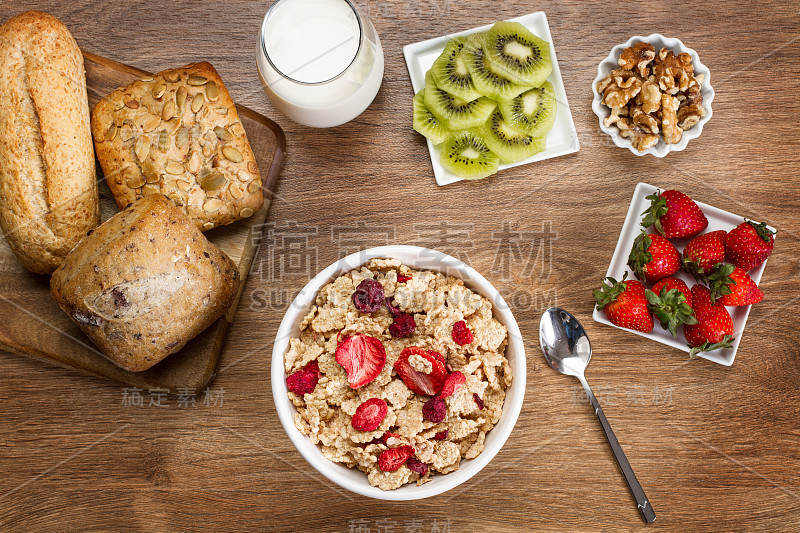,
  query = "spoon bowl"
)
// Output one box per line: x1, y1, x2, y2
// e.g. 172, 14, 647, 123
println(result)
540, 307, 592, 377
